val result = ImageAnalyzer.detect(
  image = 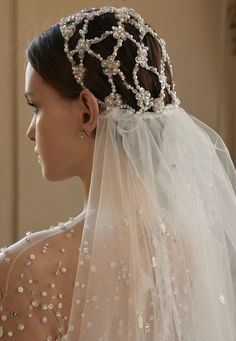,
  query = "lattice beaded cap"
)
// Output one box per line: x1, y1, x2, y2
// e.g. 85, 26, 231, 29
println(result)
59, 6, 180, 115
